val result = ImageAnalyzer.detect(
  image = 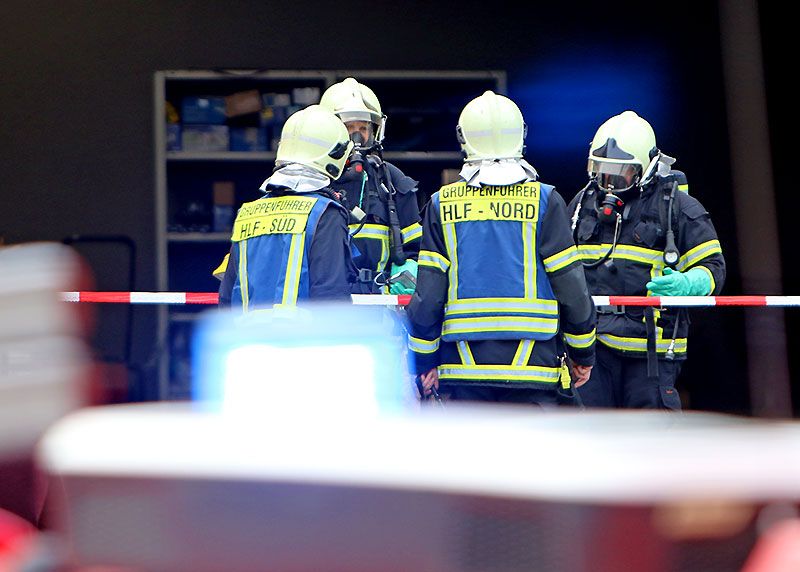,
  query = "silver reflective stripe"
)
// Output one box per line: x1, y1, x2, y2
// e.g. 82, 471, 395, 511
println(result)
544, 246, 580, 272
463, 129, 494, 138
444, 222, 459, 301
613, 245, 662, 264
513, 340, 535, 365
293, 133, 334, 149
446, 299, 558, 314
457, 341, 475, 365
419, 251, 449, 272
439, 365, 560, 382
564, 329, 596, 349
408, 335, 440, 354
351, 227, 390, 240
524, 222, 535, 299
401, 223, 423, 243
443, 316, 558, 335
281, 233, 305, 306
678, 240, 722, 271
597, 334, 688, 353
239, 241, 249, 312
